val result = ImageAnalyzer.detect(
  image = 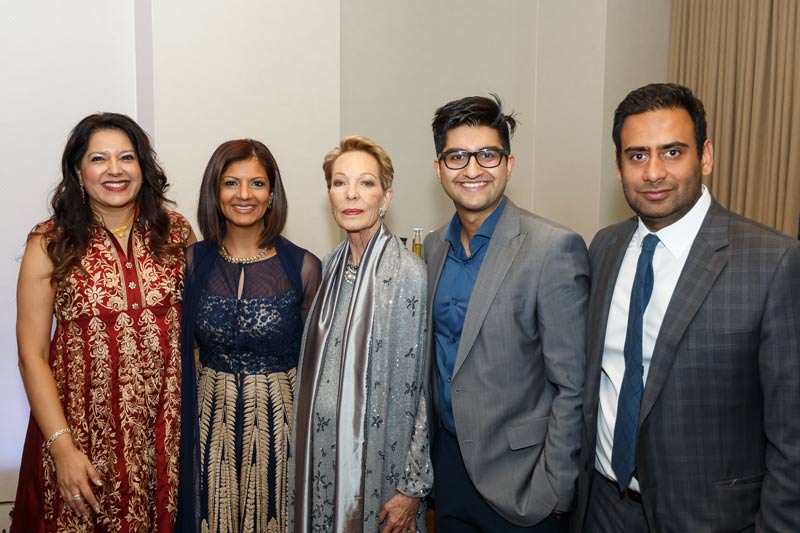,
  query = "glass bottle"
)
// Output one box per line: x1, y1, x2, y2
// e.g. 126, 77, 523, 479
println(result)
412, 228, 423, 257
